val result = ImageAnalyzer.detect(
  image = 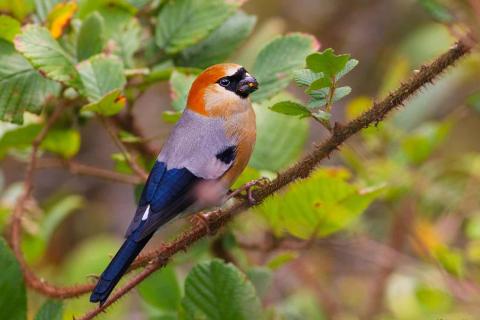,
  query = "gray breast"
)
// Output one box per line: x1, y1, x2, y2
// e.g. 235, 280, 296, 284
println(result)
158, 110, 236, 179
